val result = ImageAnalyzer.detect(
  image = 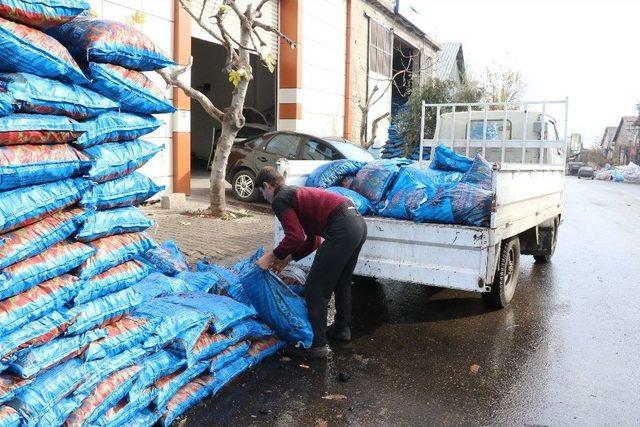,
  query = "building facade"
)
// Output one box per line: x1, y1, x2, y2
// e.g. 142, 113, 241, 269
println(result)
87, 0, 439, 196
